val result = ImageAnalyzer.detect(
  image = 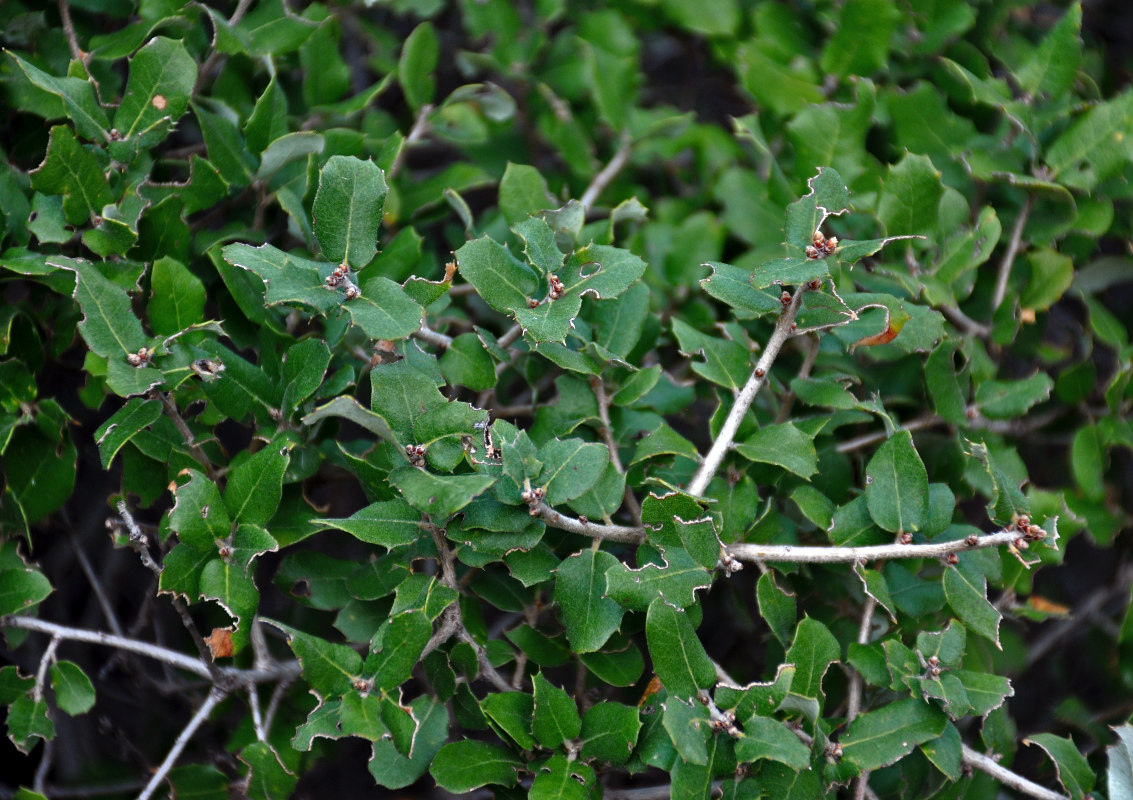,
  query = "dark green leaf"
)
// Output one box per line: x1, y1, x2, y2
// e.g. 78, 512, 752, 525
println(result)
555, 549, 624, 653
646, 597, 715, 698
1025, 733, 1095, 800
580, 701, 641, 765
841, 698, 949, 771
429, 741, 521, 792
865, 430, 929, 534
785, 617, 840, 701
313, 155, 388, 269
533, 673, 582, 749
